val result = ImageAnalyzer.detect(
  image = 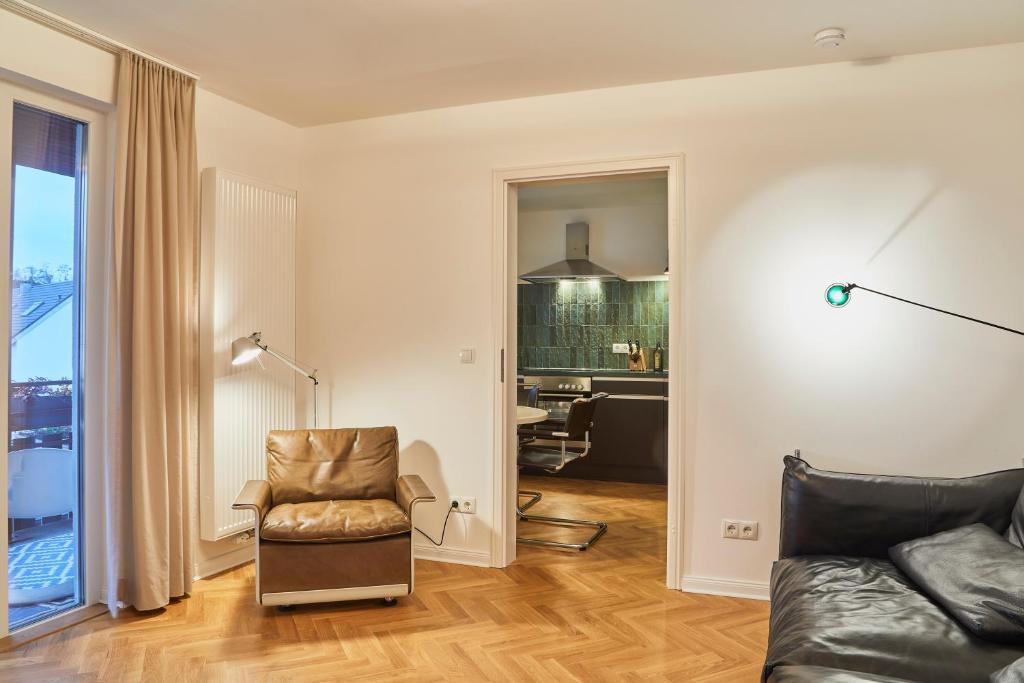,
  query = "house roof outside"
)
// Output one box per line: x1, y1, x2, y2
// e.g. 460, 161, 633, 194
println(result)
12, 280, 73, 339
